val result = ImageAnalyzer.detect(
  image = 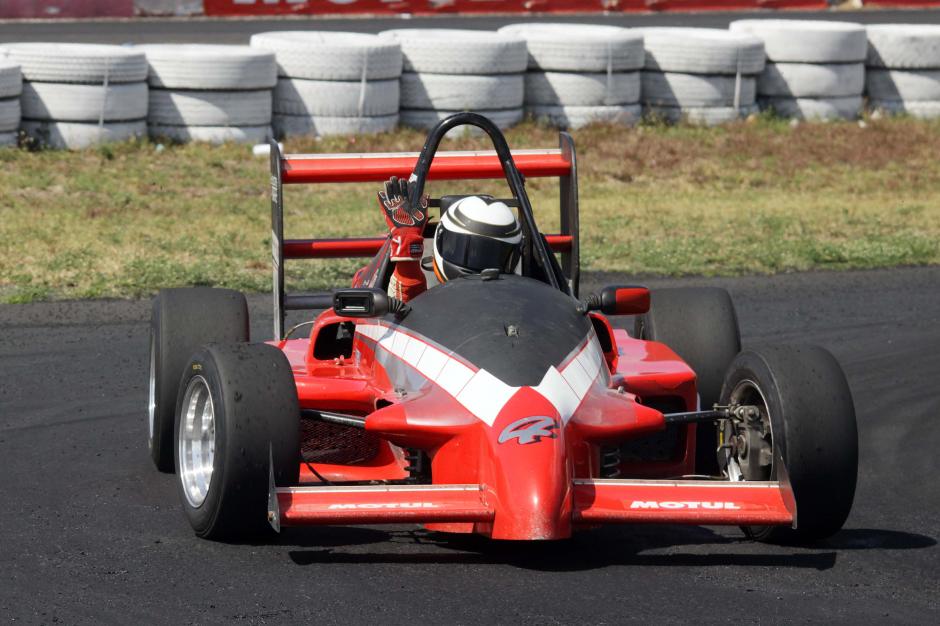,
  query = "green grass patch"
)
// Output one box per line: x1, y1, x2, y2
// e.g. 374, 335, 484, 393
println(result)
1, 116, 939, 303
